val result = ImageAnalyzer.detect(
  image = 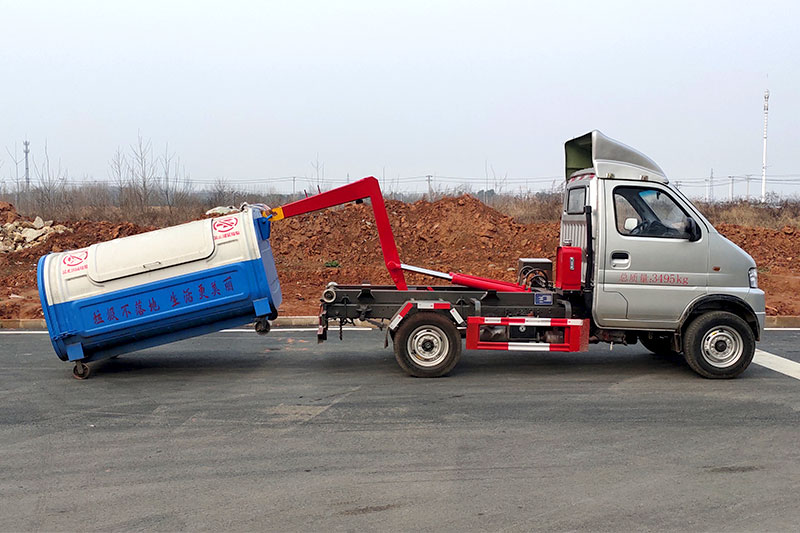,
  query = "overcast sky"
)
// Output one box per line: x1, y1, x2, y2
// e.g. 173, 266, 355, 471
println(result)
1, 0, 798, 196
